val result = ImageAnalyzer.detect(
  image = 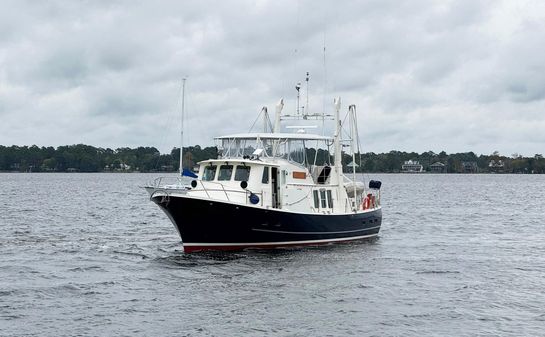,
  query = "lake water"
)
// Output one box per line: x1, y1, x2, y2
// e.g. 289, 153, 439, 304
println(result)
1, 173, 544, 336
